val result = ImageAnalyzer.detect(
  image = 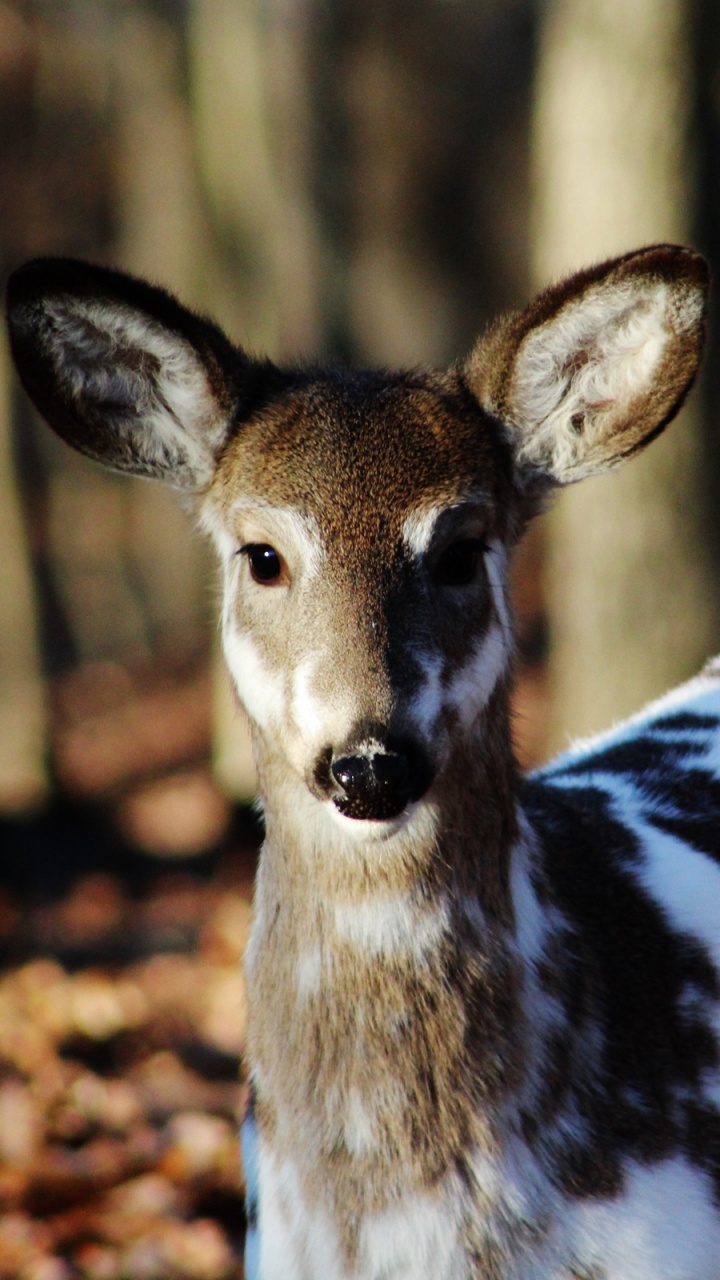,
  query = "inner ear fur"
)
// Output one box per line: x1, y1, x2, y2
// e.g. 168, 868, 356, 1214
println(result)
463, 244, 709, 487
6, 258, 280, 491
